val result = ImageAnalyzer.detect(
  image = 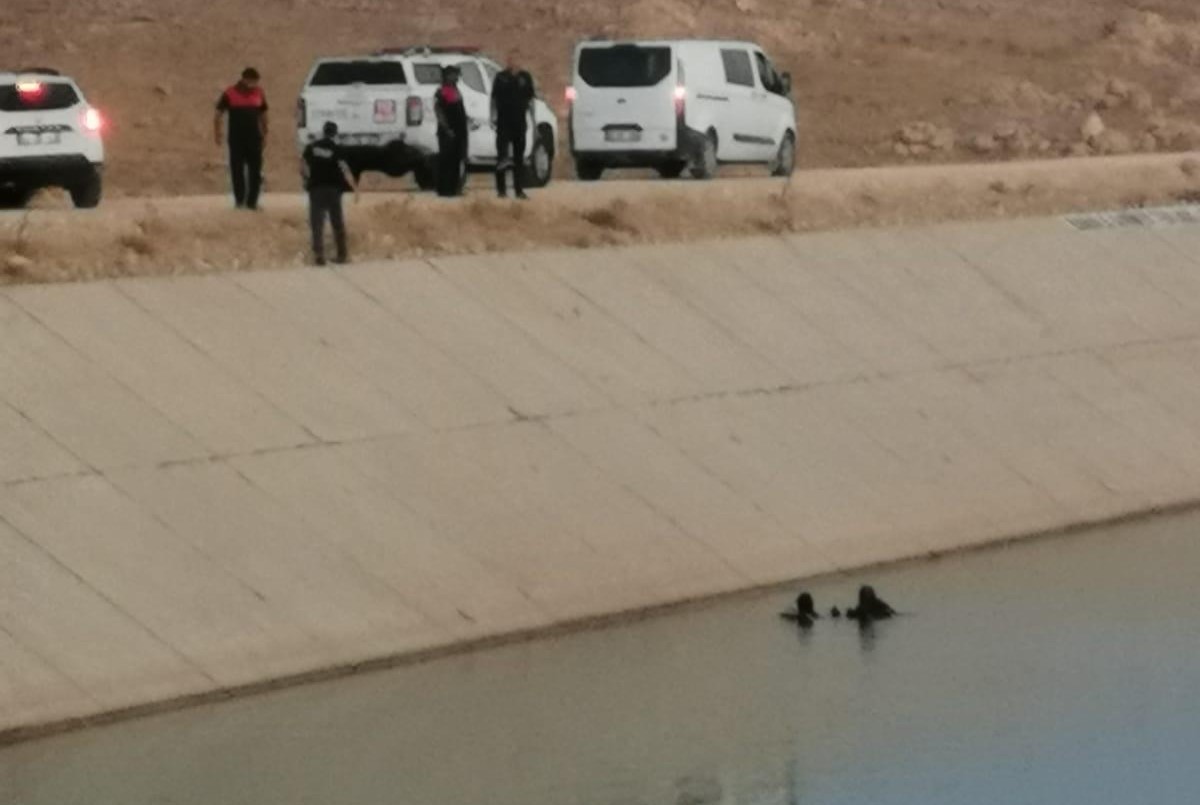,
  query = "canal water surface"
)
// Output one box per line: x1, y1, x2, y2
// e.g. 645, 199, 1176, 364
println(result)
3, 510, 1199, 804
